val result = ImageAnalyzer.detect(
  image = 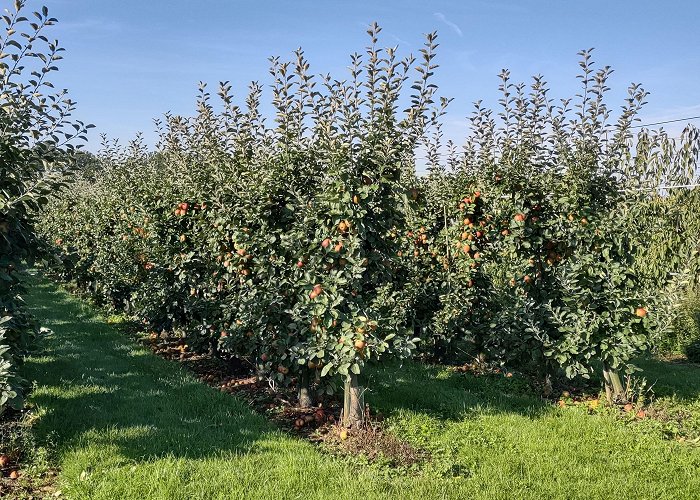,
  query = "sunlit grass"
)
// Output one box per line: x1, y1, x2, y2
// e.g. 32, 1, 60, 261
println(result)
20, 276, 700, 499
